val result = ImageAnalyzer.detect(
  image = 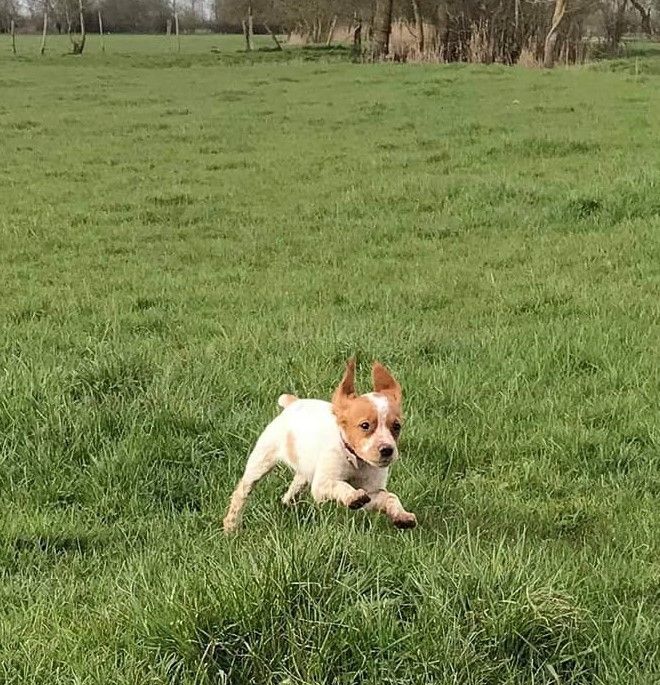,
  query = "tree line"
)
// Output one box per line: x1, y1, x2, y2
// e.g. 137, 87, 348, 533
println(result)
2, 0, 657, 65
